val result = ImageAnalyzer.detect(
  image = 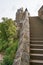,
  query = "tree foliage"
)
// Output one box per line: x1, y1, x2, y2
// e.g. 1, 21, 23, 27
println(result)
0, 17, 19, 65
